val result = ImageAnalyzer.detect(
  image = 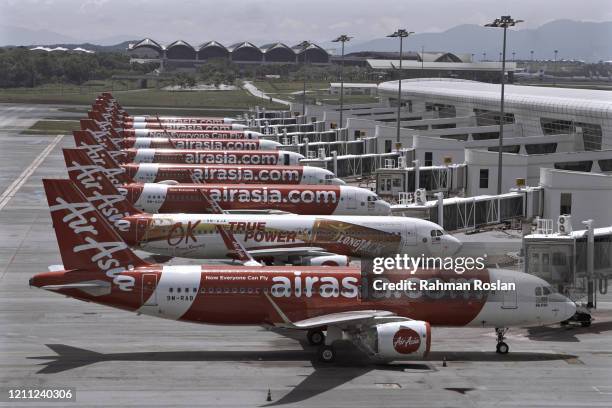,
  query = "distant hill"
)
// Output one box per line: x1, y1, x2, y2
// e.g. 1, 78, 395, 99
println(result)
0, 25, 136, 52
0, 25, 78, 46
345, 20, 612, 62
